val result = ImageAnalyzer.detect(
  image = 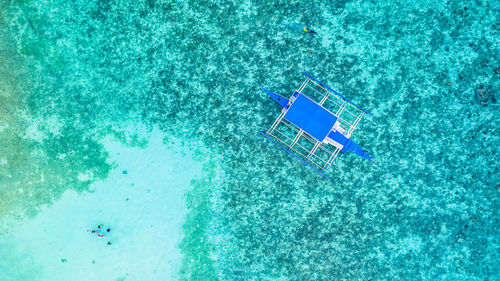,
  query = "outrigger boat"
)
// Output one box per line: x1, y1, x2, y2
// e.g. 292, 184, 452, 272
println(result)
260, 73, 373, 177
